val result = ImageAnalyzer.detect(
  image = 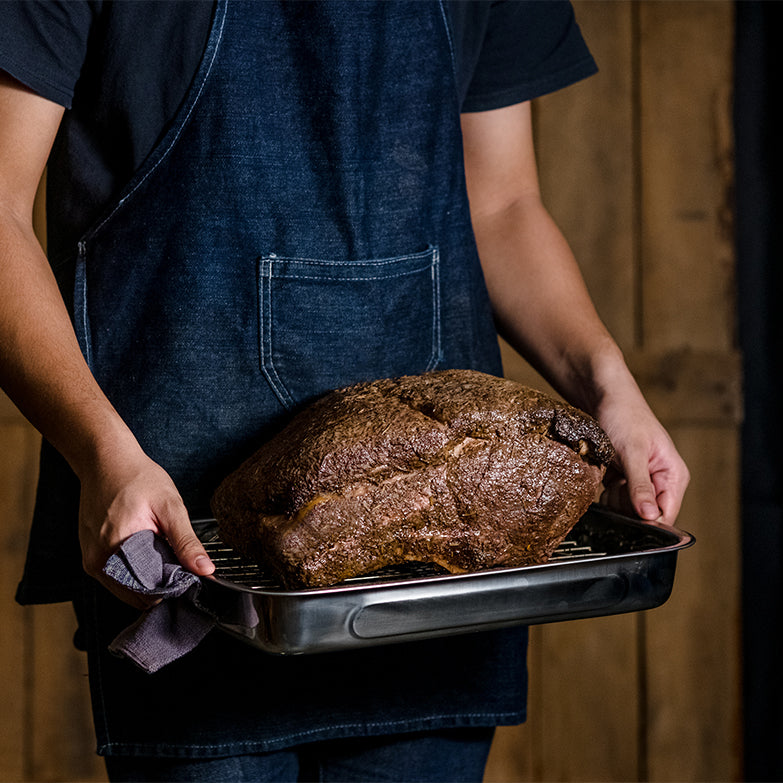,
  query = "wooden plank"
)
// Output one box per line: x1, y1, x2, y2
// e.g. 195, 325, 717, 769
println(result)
499, 339, 555, 399
0, 171, 36, 781
625, 347, 742, 426
645, 426, 742, 782
485, 709, 535, 782
29, 603, 108, 783
636, 3, 741, 781
484, 625, 541, 783
502, 344, 743, 428
639, 1, 735, 351
4, 141, 105, 783
1, 352, 103, 776
2, 5, 741, 782
535, 615, 642, 782
0, 422, 39, 783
